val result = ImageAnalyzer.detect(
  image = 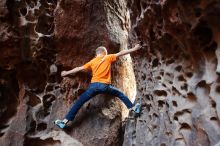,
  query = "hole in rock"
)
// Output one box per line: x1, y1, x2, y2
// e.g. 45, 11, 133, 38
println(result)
0, 133, 4, 137
153, 113, 158, 118
174, 116, 178, 121
142, 74, 146, 80
158, 100, 165, 108
175, 65, 182, 72
60, 86, 66, 93
174, 138, 185, 145
17, 62, 47, 93
174, 111, 183, 117
216, 85, 220, 93
72, 82, 79, 89
48, 75, 57, 83
0, 69, 19, 127
178, 75, 186, 82
158, 30, 162, 36
36, 110, 50, 119
174, 54, 179, 60
180, 123, 191, 130
47, 0, 55, 4
193, 24, 213, 46
165, 72, 172, 77
166, 102, 169, 108
26, 91, 41, 107
161, 143, 166, 146
185, 72, 193, 78
35, 14, 54, 35
29, 120, 36, 133
39, 0, 51, 7
20, 8, 27, 16
37, 123, 47, 131
154, 90, 167, 96
172, 101, 178, 107
25, 11, 36, 21
211, 100, 216, 108
26, 0, 36, 8
134, 28, 141, 37
141, 2, 147, 9
34, 9, 40, 16
146, 105, 151, 112
204, 41, 217, 52
24, 137, 61, 146
210, 117, 217, 121
0, 124, 9, 132
153, 125, 157, 129
196, 80, 210, 92
166, 59, 175, 65
43, 94, 56, 108
181, 83, 188, 91
194, 7, 202, 17
54, 86, 60, 90
183, 109, 191, 114
172, 86, 181, 96
45, 84, 54, 92
146, 95, 150, 101
152, 58, 159, 68
136, 0, 141, 12
162, 83, 166, 87
187, 92, 197, 101
148, 77, 153, 82
156, 76, 161, 80
217, 76, 220, 83
149, 27, 156, 41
